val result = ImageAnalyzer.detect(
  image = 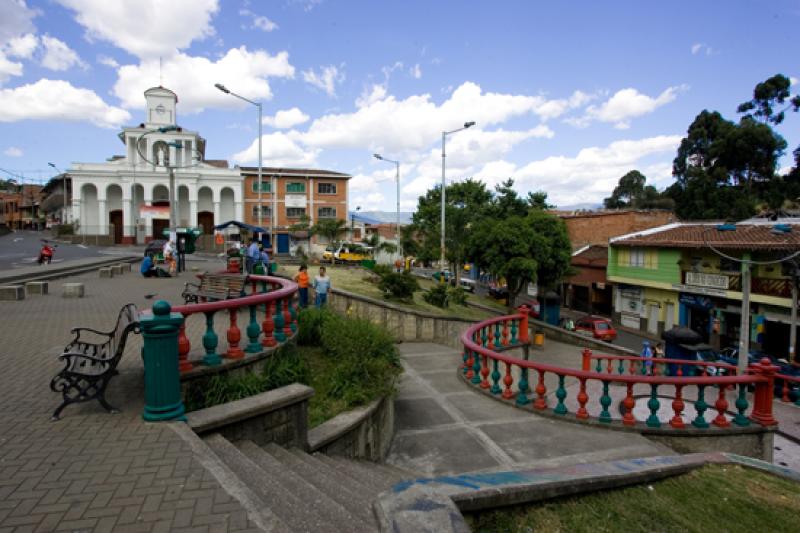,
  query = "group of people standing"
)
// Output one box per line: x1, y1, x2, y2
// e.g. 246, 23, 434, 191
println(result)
245, 238, 270, 274
294, 265, 330, 308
